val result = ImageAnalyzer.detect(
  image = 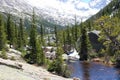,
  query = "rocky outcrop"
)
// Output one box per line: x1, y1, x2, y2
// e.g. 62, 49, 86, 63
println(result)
0, 58, 73, 80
